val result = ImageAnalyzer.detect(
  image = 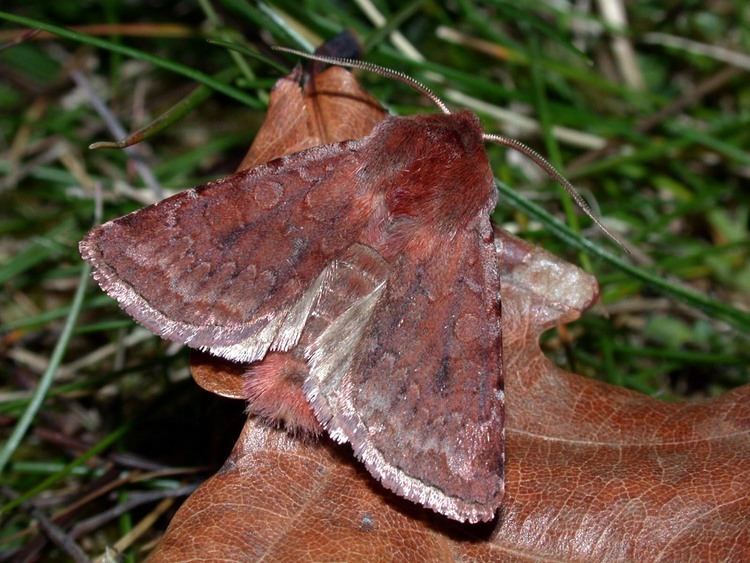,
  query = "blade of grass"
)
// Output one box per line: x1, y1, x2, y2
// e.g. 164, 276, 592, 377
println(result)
0, 265, 90, 475
90, 67, 240, 150
1, 294, 111, 333
0, 23, 196, 42
197, 0, 256, 84
207, 39, 289, 73
219, 0, 314, 52
0, 219, 74, 285
0, 424, 131, 515
570, 113, 750, 179
361, 0, 425, 54
485, 0, 591, 62
0, 11, 263, 109
497, 179, 750, 331
665, 121, 750, 167
453, 0, 653, 103
527, 33, 592, 272
0, 358, 177, 417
